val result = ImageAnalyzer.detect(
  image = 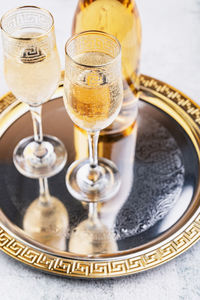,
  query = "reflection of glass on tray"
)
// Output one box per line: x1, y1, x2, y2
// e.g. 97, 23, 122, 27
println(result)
69, 203, 118, 255
23, 178, 69, 251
